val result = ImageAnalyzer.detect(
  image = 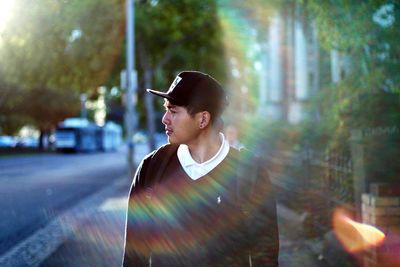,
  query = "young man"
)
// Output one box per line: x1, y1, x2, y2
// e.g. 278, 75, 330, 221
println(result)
123, 71, 279, 267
